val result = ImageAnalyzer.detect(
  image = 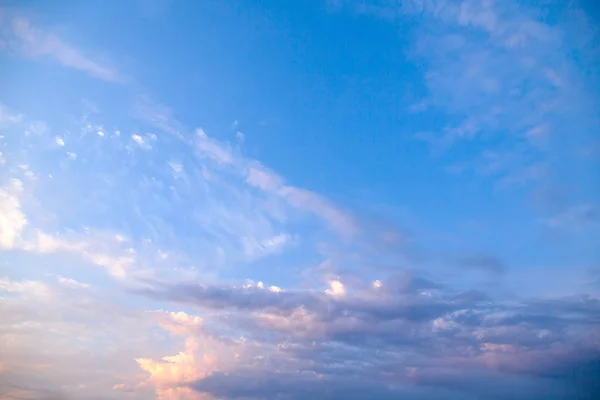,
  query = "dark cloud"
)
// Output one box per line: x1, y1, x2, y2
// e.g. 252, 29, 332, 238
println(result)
457, 253, 508, 274
191, 370, 456, 400
133, 271, 600, 399
190, 361, 600, 400
134, 272, 461, 332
